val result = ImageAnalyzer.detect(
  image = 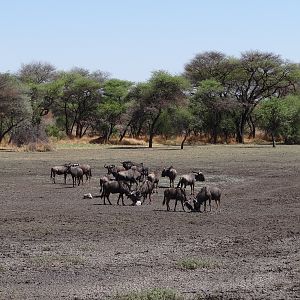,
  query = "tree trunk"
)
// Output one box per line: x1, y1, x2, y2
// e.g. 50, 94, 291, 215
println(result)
119, 121, 131, 142
247, 114, 256, 139
236, 110, 249, 143
135, 121, 144, 139
64, 102, 69, 137
149, 132, 154, 148
106, 123, 114, 143
271, 132, 276, 147
181, 134, 188, 149
211, 126, 218, 144
148, 112, 161, 148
